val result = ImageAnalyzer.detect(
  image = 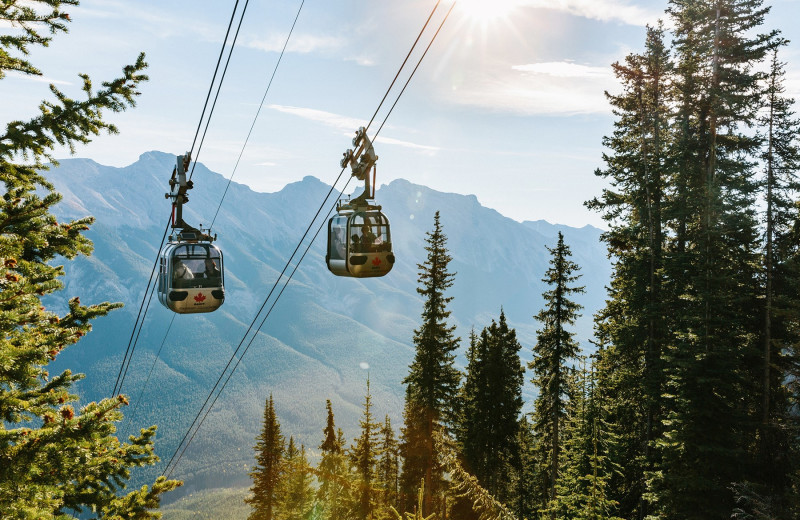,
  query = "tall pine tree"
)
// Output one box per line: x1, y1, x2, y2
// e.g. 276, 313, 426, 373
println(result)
586, 23, 673, 519
400, 211, 460, 517
530, 231, 585, 514
0, 2, 181, 517
247, 395, 285, 520
653, 1, 776, 516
